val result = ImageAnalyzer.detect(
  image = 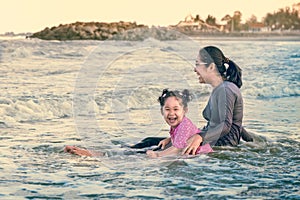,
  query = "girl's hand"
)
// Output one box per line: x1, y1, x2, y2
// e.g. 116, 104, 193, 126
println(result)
158, 137, 171, 149
146, 150, 159, 158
